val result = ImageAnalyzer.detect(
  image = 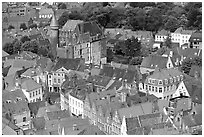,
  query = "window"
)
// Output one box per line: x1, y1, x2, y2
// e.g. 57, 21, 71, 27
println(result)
49, 75, 51, 78
76, 101, 77, 106
165, 79, 168, 84
158, 80, 163, 85
173, 77, 177, 82
13, 119, 17, 124
39, 90, 40, 94
170, 78, 173, 83
23, 117, 26, 122
58, 74, 60, 76
58, 79, 60, 83
159, 87, 162, 93
155, 87, 158, 92
149, 86, 151, 91
152, 79, 155, 84
36, 91, 38, 95
30, 93, 32, 98
177, 76, 180, 81
180, 75, 183, 80
54, 78, 56, 83
152, 86, 155, 92
33, 92, 35, 97
145, 85, 148, 90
